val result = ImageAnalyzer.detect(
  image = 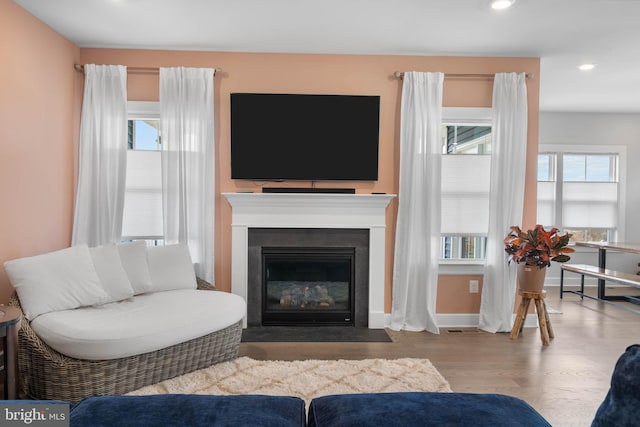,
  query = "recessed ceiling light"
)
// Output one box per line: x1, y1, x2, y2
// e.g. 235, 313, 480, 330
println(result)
578, 63, 596, 71
491, 0, 516, 10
